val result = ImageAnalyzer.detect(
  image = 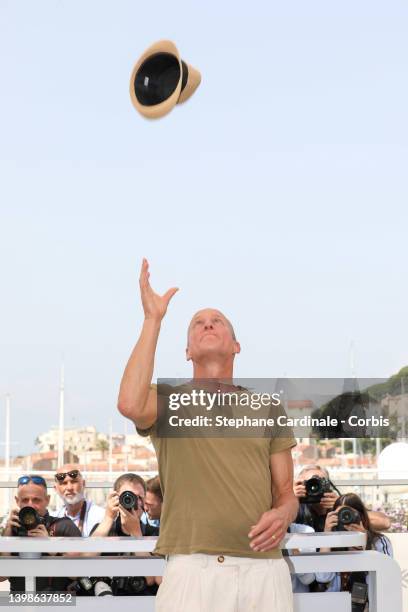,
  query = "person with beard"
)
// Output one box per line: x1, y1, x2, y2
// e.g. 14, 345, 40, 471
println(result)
52, 465, 104, 537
